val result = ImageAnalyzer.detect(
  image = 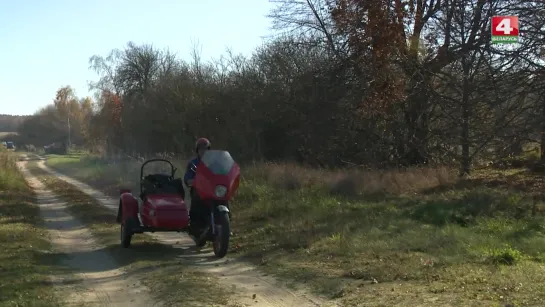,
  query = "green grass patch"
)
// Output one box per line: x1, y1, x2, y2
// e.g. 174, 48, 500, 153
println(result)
45, 153, 545, 306
0, 152, 64, 307
27, 161, 231, 307
232, 184, 545, 305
